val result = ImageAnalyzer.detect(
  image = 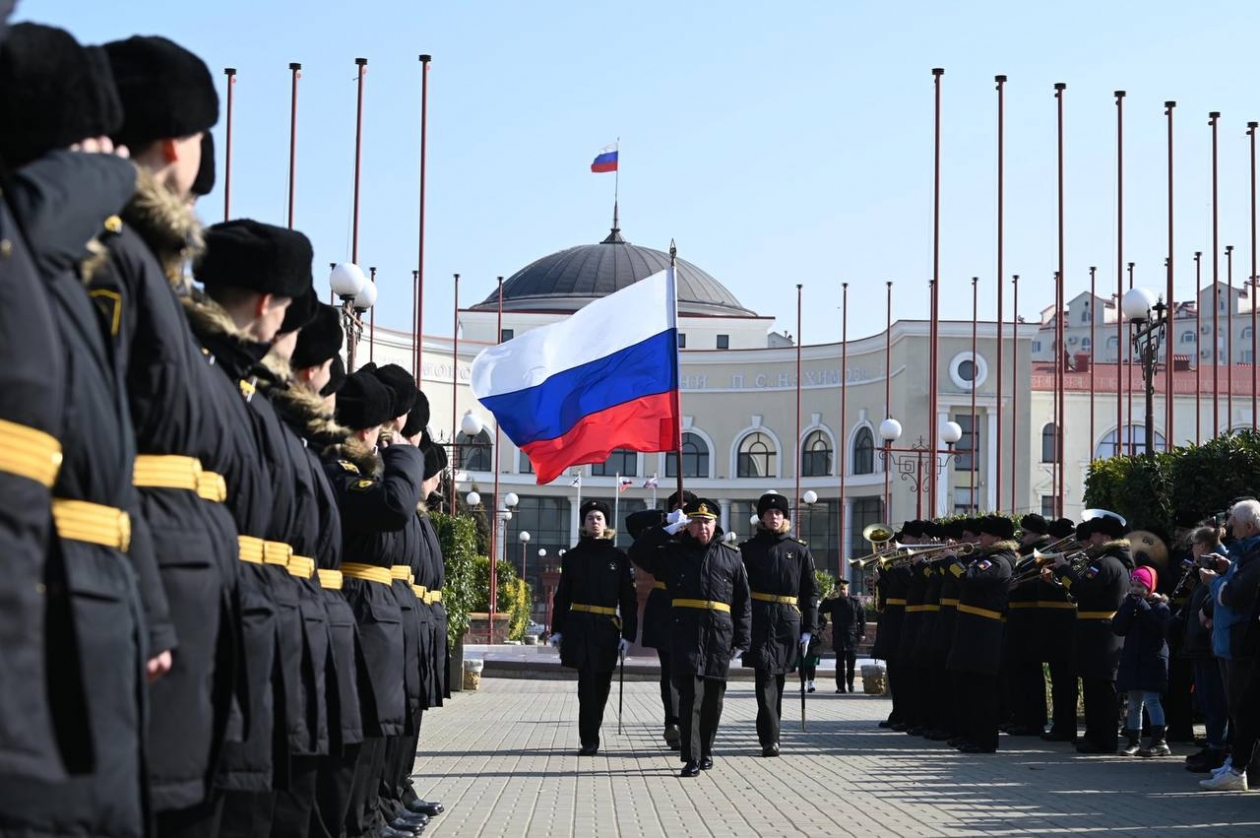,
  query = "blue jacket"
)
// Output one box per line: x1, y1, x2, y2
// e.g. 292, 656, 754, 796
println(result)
1210, 535, 1260, 661
1113, 594, 1170, 693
